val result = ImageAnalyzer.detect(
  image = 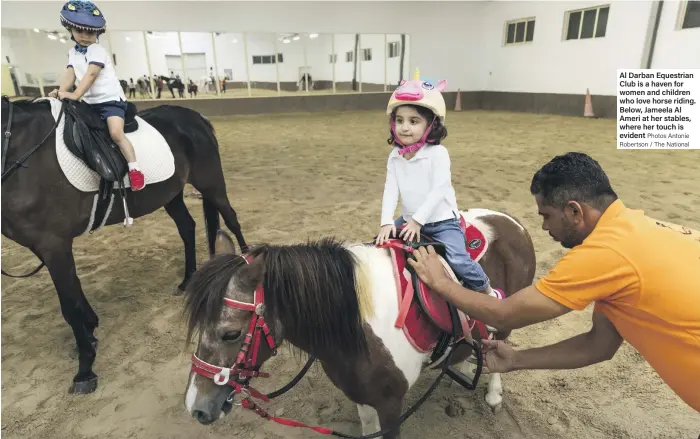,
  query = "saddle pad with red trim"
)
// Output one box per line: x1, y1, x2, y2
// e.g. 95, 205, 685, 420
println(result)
460, 216, 488, 262
382, 215, 494, 353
